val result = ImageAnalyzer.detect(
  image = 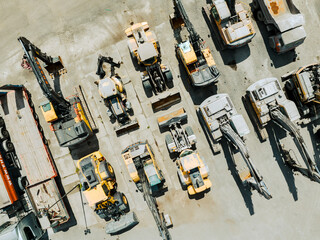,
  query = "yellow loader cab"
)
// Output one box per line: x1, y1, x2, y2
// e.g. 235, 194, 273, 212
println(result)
207, 0, 255, 48
177, 149, 211, 195
125, 22, 159, 66
40, 101, 58, 123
